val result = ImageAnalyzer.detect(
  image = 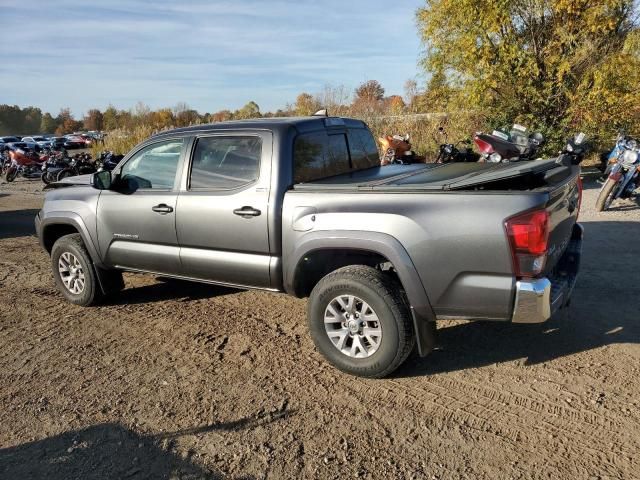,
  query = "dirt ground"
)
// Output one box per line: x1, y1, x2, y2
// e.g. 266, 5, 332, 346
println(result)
0, 172, 639, 480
